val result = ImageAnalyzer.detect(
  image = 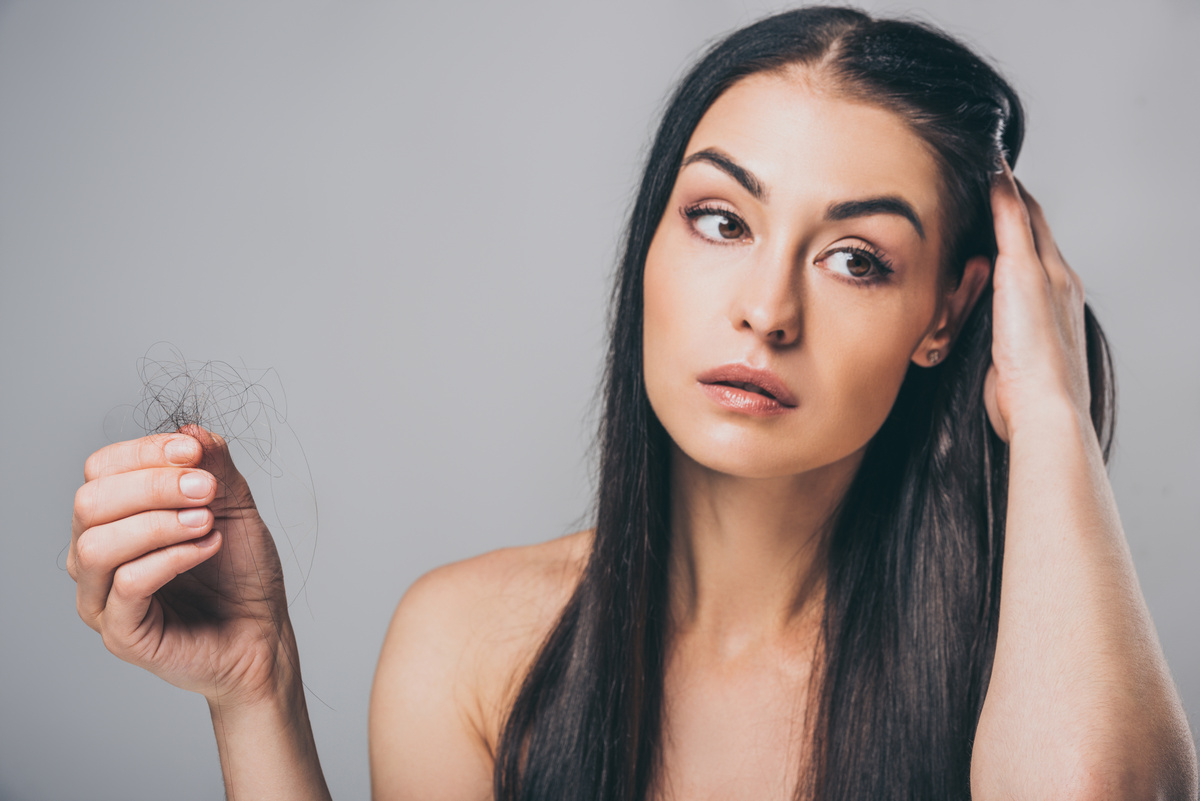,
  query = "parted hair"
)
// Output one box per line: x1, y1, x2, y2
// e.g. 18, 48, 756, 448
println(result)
494, 7, 1115, 800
